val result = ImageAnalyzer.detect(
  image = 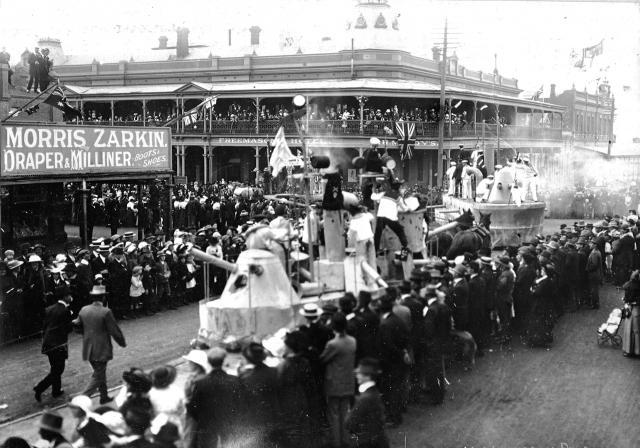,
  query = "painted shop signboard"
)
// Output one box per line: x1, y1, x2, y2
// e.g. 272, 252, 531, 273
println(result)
0, 124, 171, 178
